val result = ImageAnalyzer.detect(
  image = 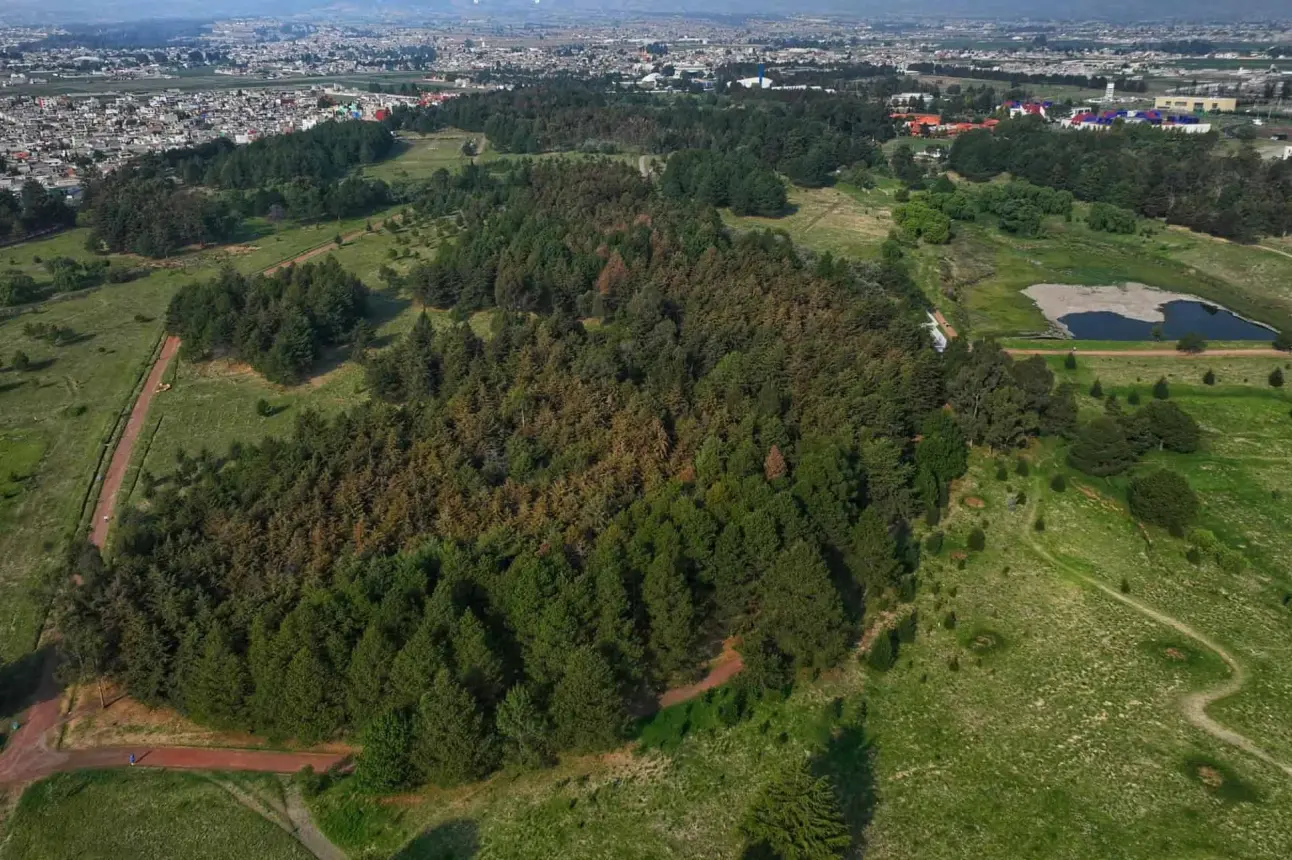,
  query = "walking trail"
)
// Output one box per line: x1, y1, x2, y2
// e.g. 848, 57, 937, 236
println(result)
1018, 483, 1292, 779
